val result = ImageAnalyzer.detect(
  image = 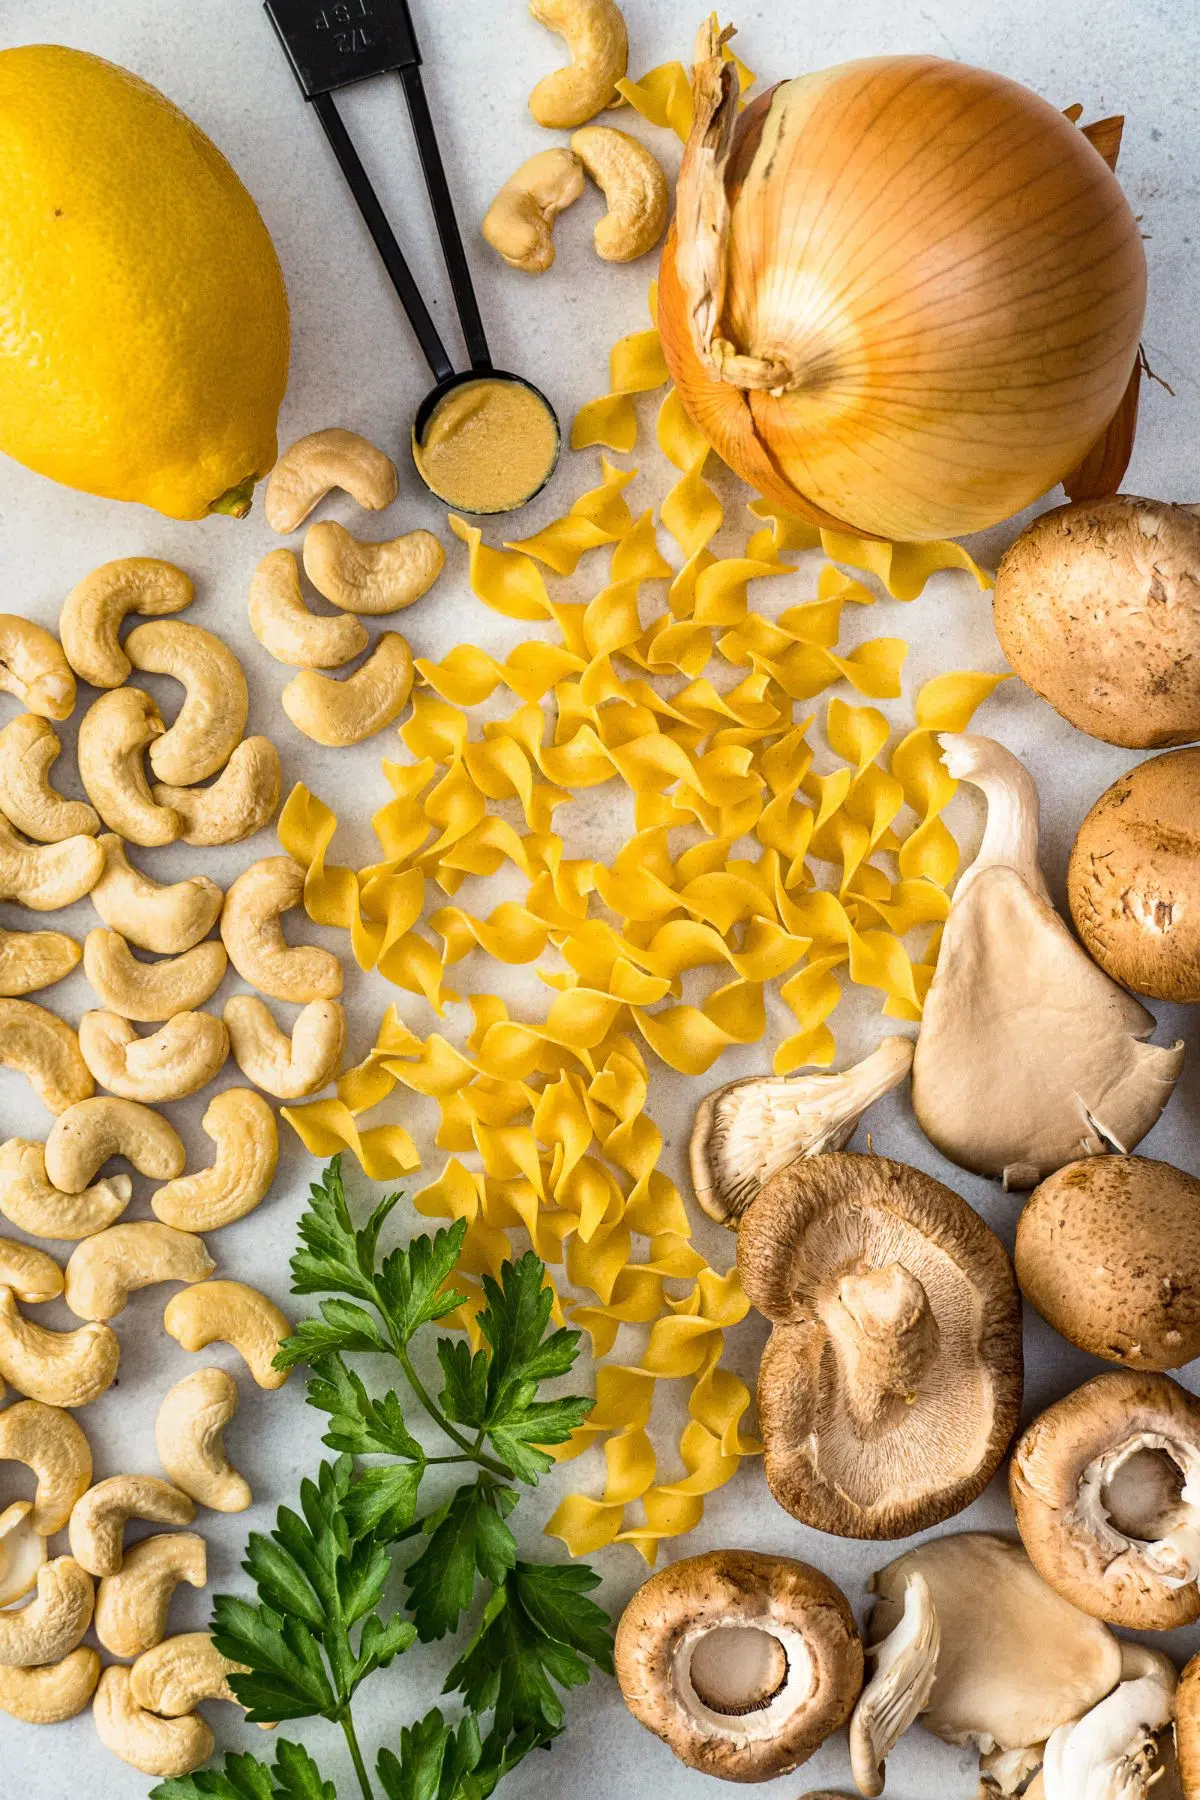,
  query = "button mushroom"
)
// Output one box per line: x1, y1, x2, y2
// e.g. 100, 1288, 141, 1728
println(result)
911, 733, 1183, 1189
689, 1037, 915, 1228
1010, 1369, 1200, 1629
737, 1151, 1022, 1538
614, 1548, 863, 1782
